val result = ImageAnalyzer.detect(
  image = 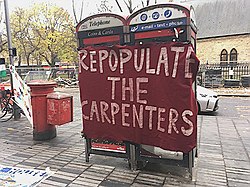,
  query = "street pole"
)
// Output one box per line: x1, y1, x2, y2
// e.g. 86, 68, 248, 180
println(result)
3, 0, 13, 65
3, 0, 21, 120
